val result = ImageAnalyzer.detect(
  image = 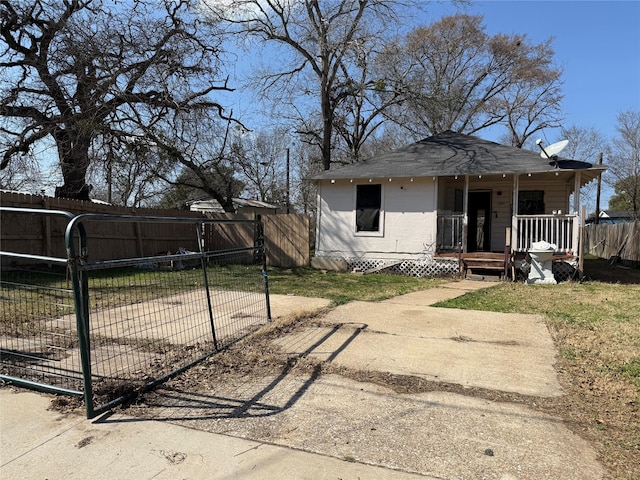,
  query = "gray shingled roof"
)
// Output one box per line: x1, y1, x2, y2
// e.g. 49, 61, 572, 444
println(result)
310, 131, 605, 180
